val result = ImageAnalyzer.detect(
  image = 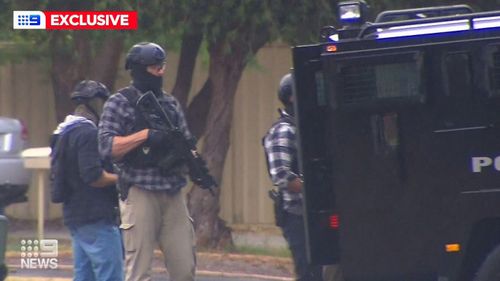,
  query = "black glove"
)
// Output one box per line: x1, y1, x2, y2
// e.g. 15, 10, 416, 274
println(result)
147, 129, 170, 147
